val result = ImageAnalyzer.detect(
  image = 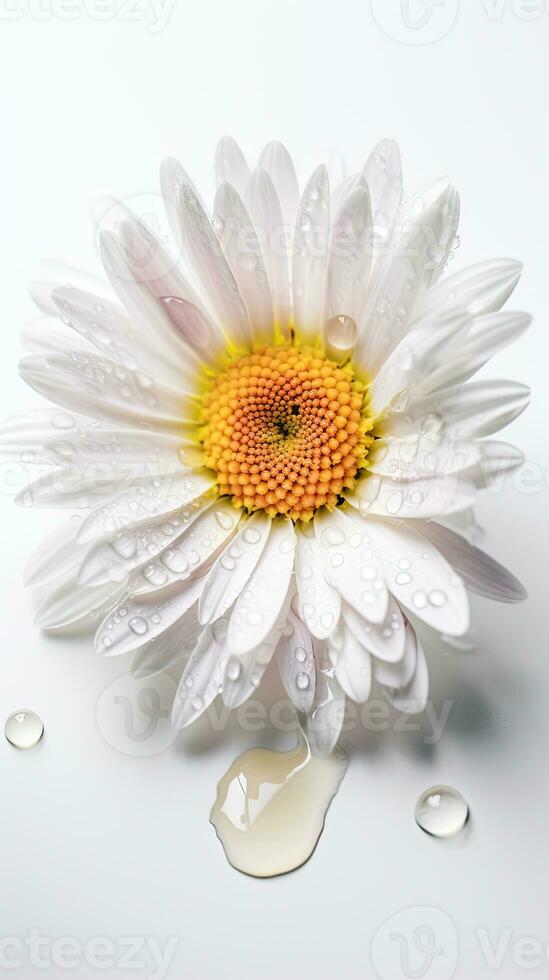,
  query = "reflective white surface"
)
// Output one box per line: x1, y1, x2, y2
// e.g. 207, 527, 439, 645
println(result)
0, 3, 548, 978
